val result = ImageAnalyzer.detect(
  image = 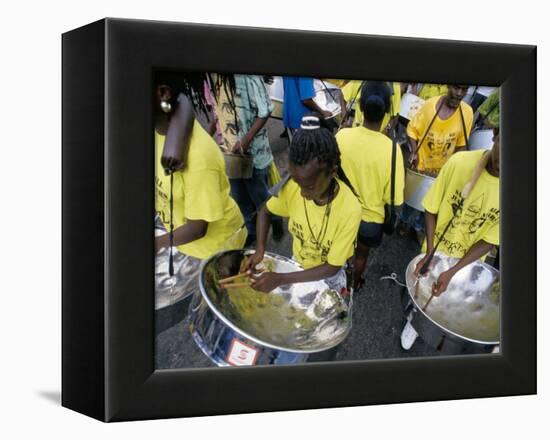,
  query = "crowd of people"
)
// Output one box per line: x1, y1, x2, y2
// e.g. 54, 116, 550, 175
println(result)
153, 73, 501, 350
